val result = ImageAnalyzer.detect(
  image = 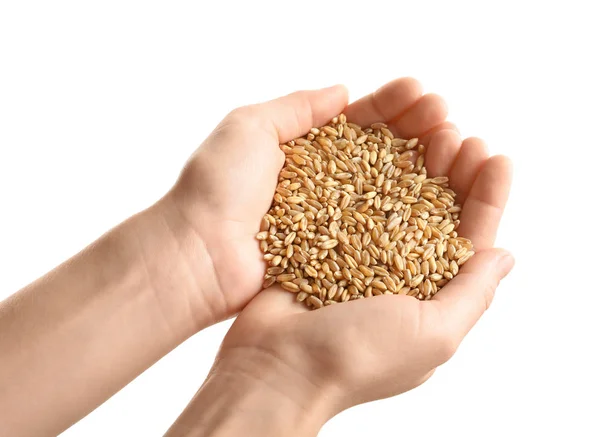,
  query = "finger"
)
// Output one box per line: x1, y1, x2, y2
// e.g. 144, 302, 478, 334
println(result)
456, 155, 513, 250
424, 129, 462, 177
419, 121, 459, 146
448, 137, 489, 203
429, 248, 515, 340
257, 85, 349, 143
389, 93, 449, 139
344, 77, 423, 126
